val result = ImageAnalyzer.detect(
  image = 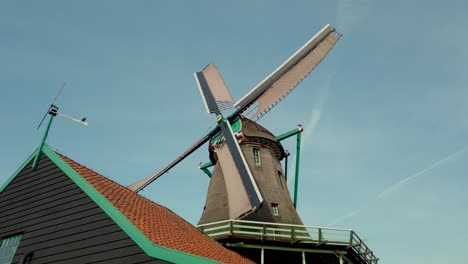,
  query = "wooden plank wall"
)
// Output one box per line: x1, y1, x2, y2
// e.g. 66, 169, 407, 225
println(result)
0, 154, 169, 264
